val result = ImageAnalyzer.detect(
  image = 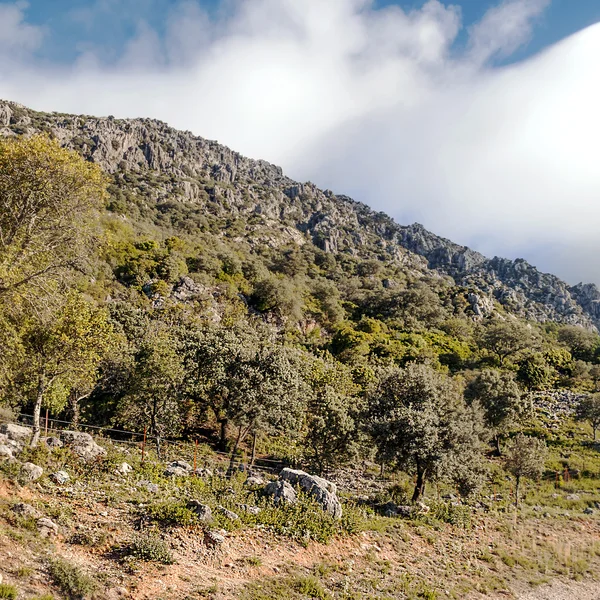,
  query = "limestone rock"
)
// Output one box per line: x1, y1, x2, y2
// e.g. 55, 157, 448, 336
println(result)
216, 506, 239, 521
43, 436, 63, 449
51, 470, 70, 484
239, 504, 261, 515
0, 445, 13, 460
0, 423, 31, 444
37, 517, 59, 537
188, 501, 212, 522
117, 462, 133, 475
279, 468, 342, 518
164, 460, 193, 477
205, 530, 225, 546
60, 431, 106, 461
12, 502, 42, 519
244, 475, 265, 487
21, 462, 43, 481
264, 480, 297, 505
